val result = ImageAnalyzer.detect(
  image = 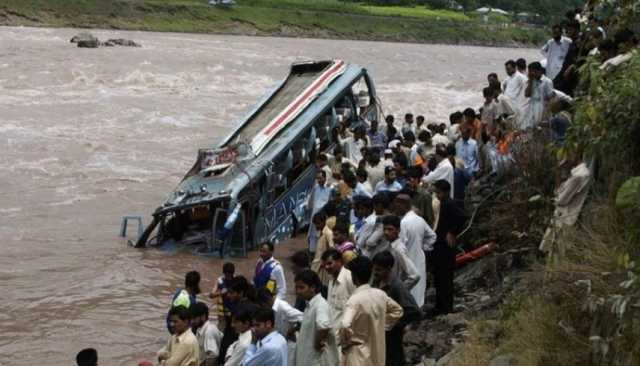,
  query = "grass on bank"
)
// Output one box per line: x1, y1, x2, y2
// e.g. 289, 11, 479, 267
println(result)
0, 0, 546, 46
152, 0, 471, 21
452, 199, 640, 365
